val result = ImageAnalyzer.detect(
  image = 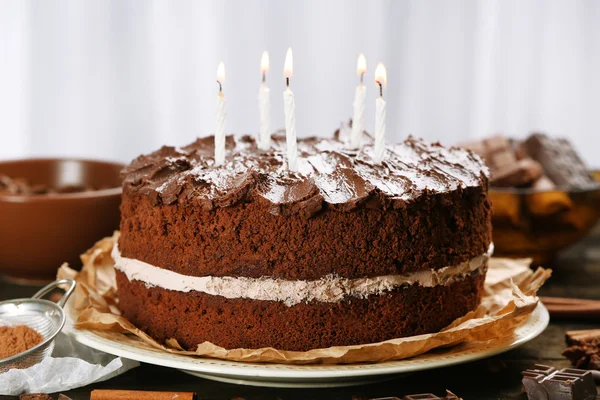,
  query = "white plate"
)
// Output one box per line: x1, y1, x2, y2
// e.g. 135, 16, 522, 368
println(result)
65, 302, 549, 388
